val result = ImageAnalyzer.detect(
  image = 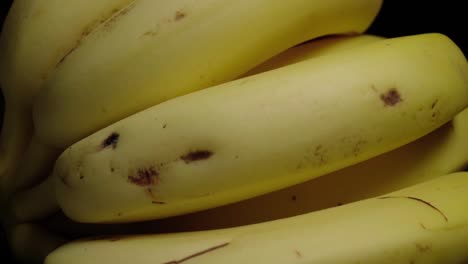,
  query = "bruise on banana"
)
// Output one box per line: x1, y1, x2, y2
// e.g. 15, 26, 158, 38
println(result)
128, 167, 159, 187
125, 149, 213, 204
174, 10, 187, 21
370, 85, 402, 107
380, 88, 402, 106
180, 150, 213, 163
125, 149, 214, 185
101, 132, 120, 149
